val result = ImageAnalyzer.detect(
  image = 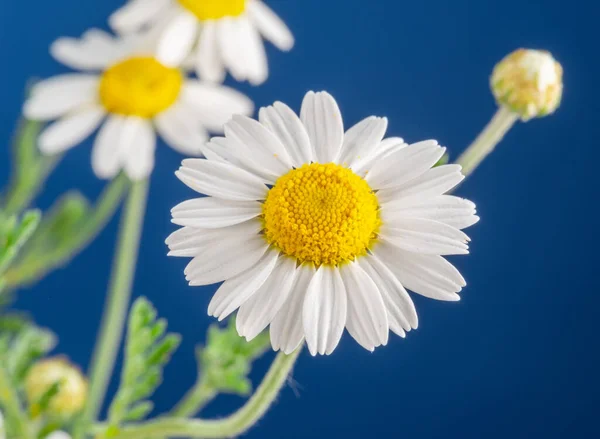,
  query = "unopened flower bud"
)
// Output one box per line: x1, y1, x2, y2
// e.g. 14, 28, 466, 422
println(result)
25, 357, 87, 418
491, 48, 563, 121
